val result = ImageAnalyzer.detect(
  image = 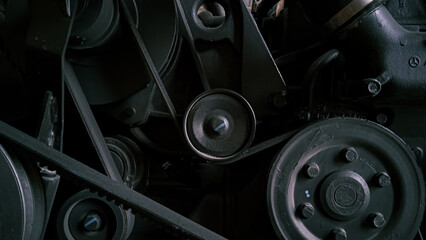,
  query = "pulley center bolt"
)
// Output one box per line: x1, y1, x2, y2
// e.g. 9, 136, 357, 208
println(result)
208, 116, 229, 135
330, 228, 347, 240
341, 147, 358, 162
320, 171, 370, 220
83, 211, 102, 232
